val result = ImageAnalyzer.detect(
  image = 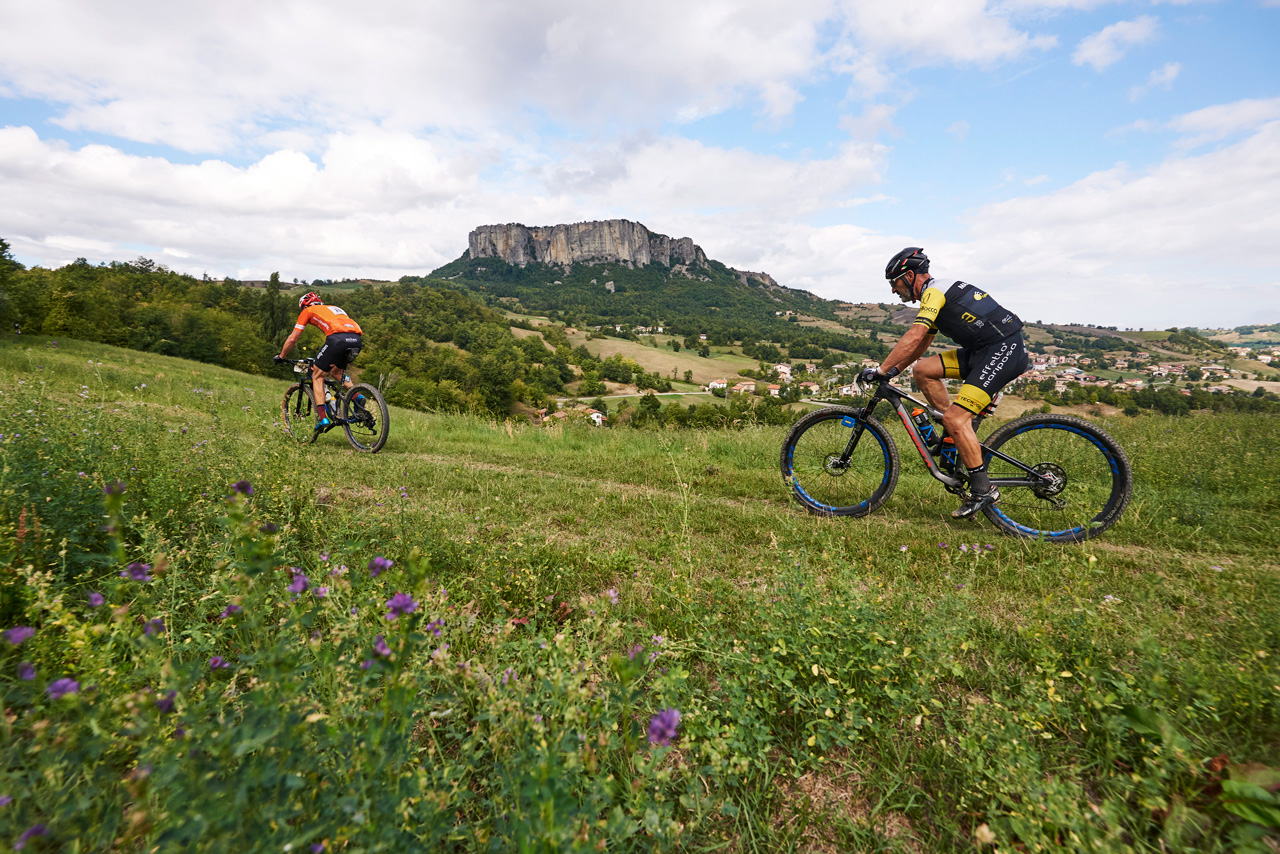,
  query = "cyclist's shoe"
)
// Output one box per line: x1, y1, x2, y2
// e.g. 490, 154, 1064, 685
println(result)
314, 416, 333, 433
952, 487, 1000, 520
